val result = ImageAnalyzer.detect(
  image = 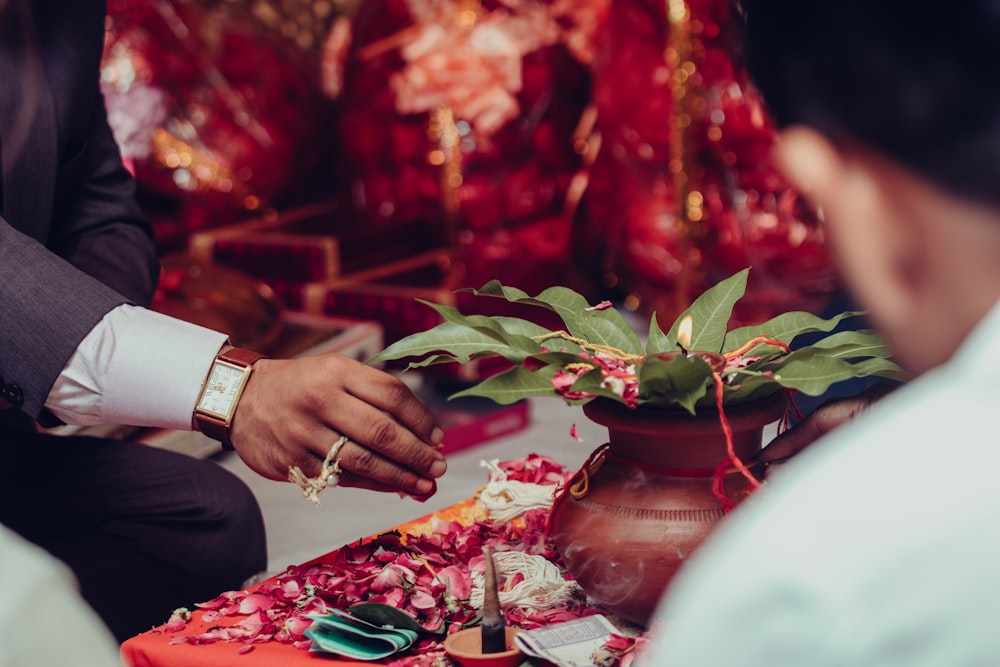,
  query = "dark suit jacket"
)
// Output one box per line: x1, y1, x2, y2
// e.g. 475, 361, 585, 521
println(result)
0, 0, 160, 421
